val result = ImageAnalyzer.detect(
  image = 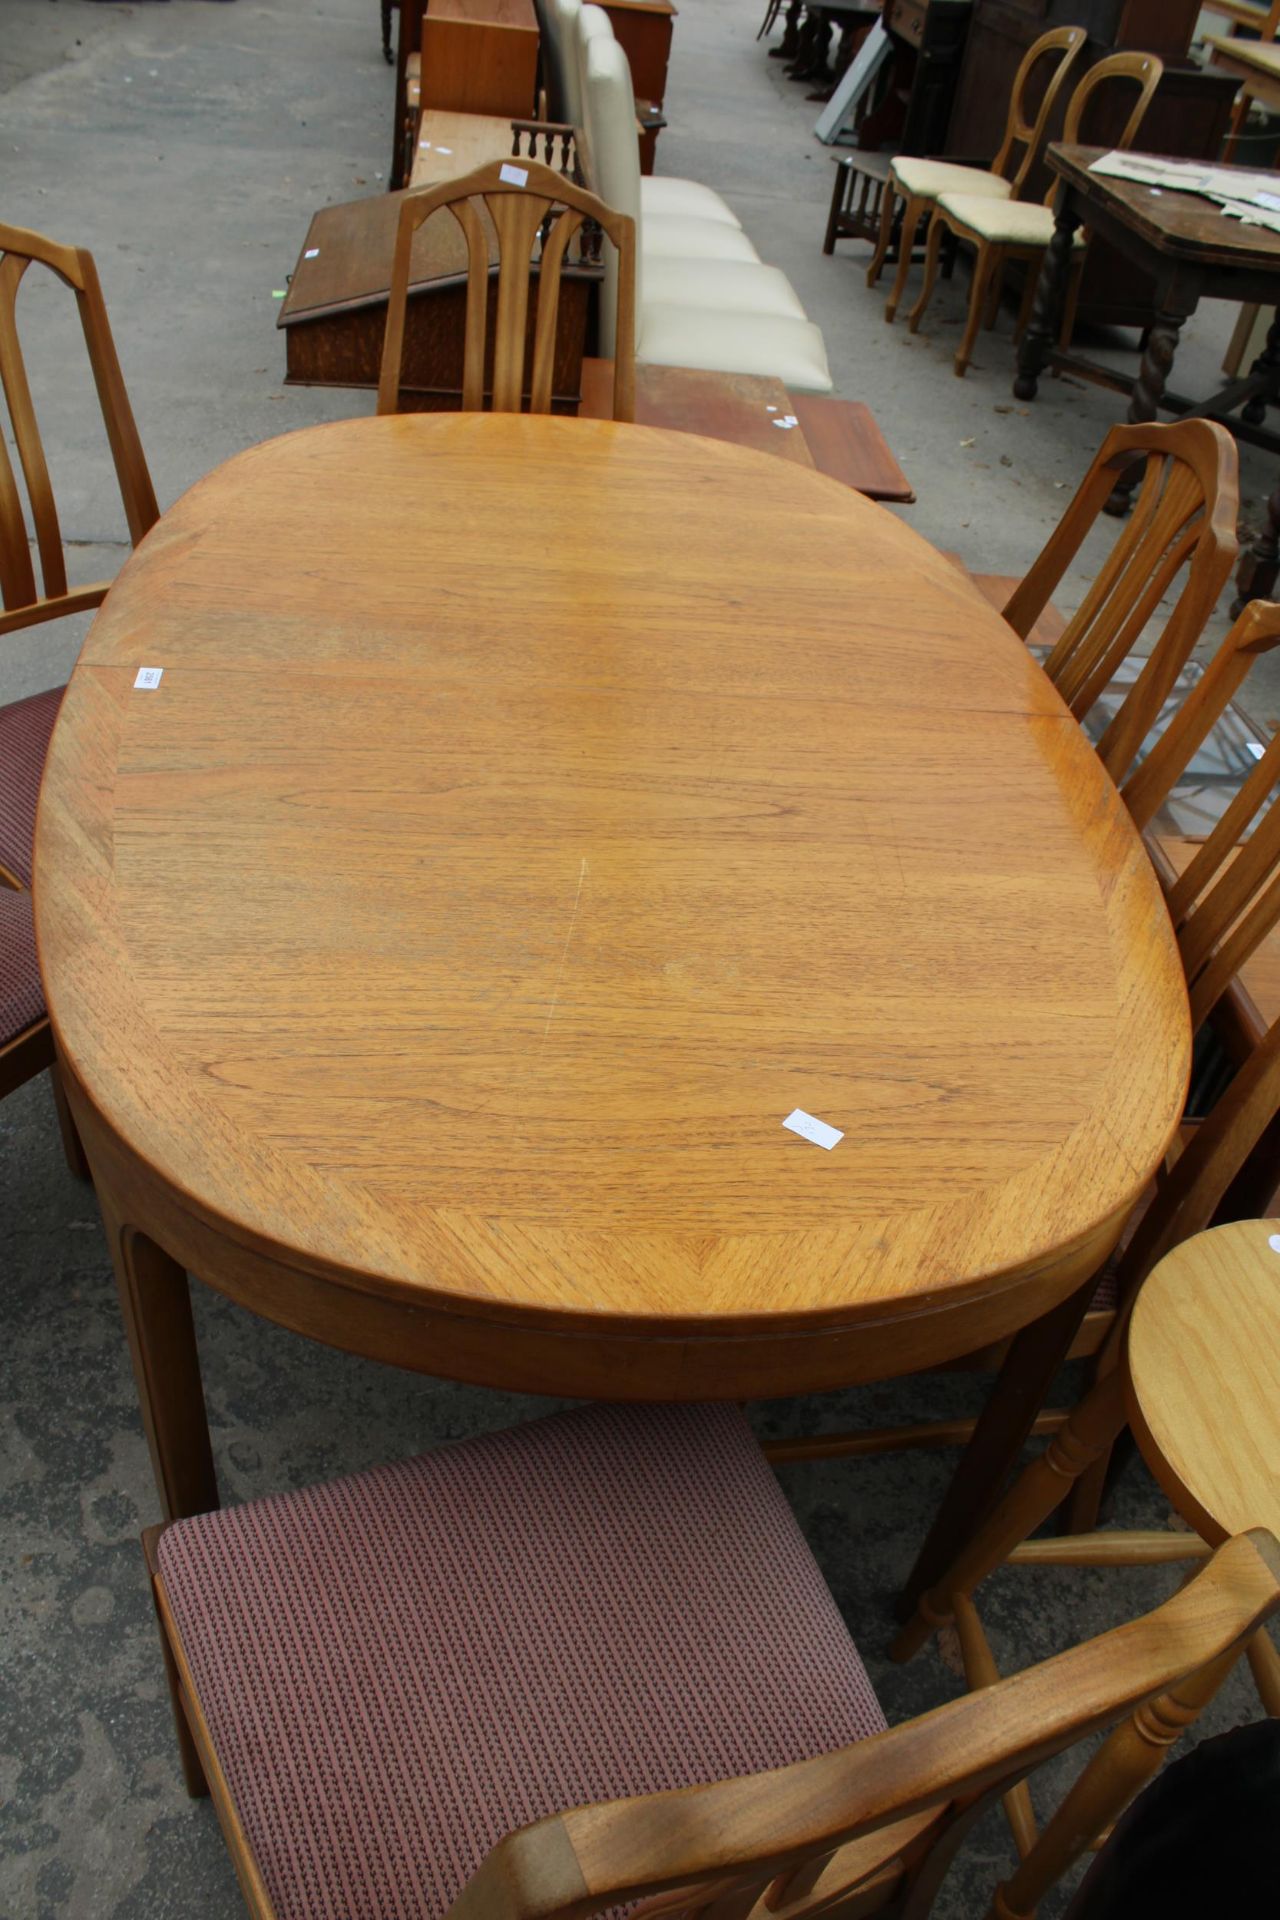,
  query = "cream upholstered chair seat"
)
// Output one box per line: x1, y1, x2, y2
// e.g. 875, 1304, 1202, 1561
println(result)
642, 215, 763, 262
641, 175, 743, 226
934, 191, 1083, 248
639, 304, 832, 391
643, 257, 808, 319
891, 156, 1015, 201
